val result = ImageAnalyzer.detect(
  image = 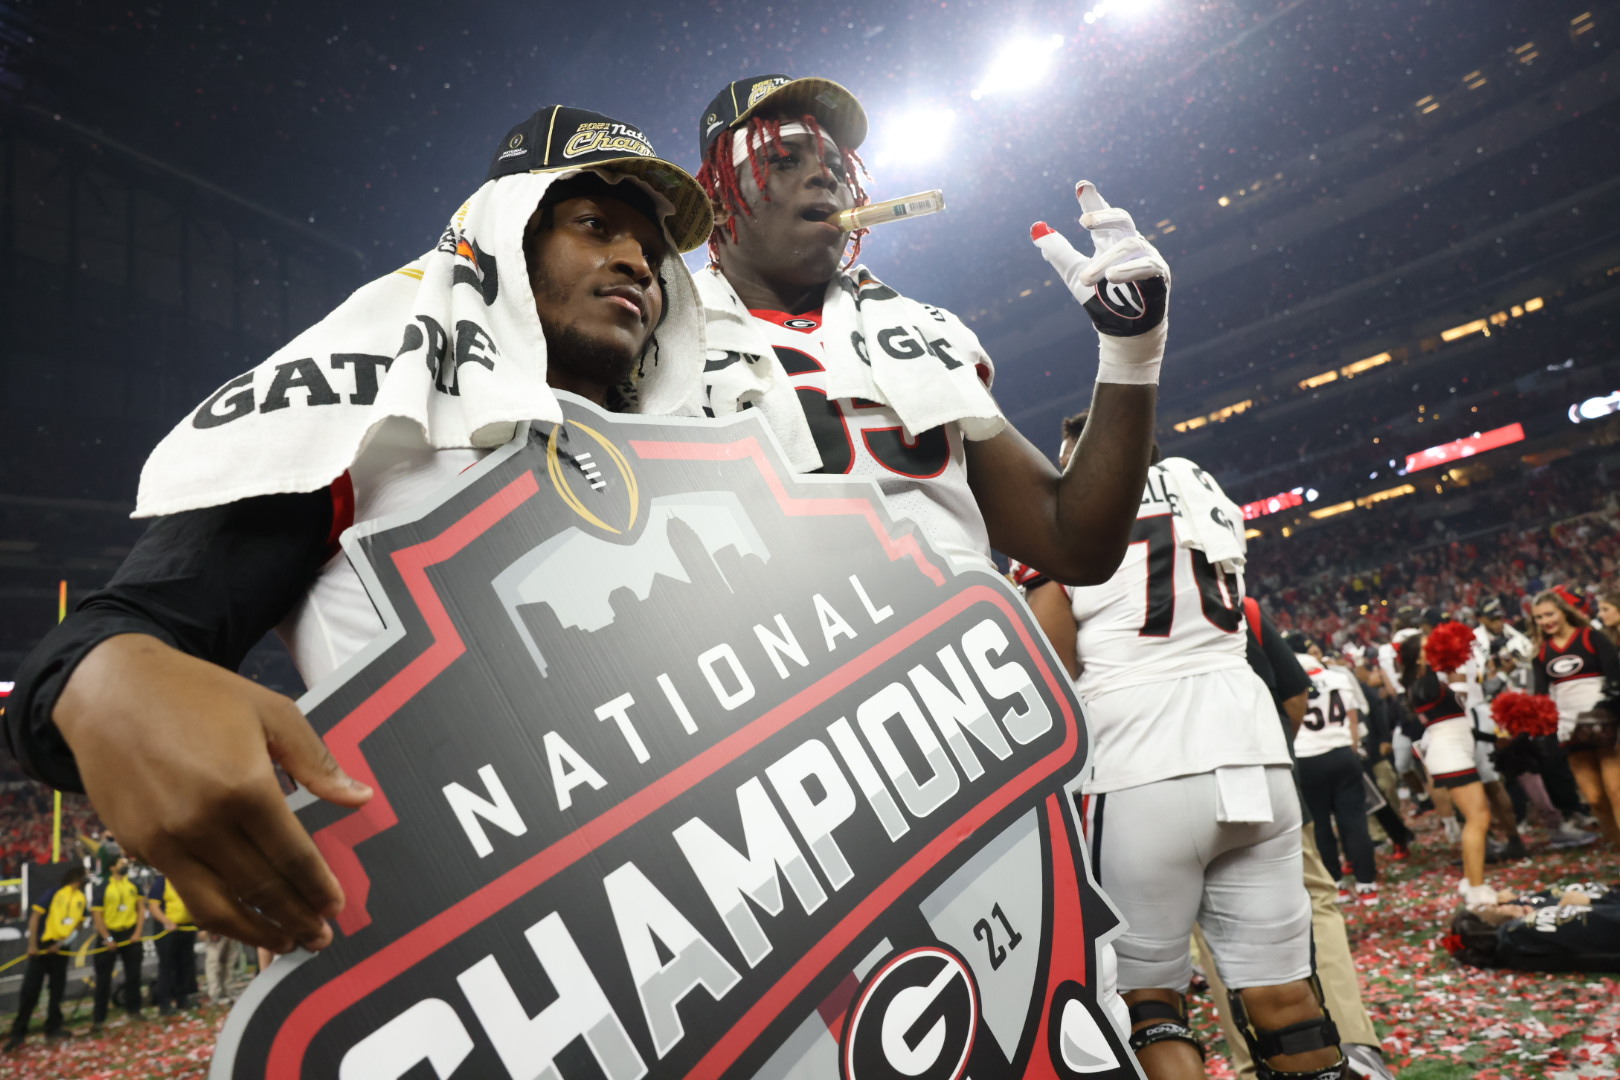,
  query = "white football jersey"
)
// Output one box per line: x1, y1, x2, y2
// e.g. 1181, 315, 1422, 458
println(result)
1335, 663, 1371, 714
1376, 640, 1404, 695
1293, 654, 1359, 758
747, 308, 993, 570
280, 418, 486, 686
1063, 463, 1290, 792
